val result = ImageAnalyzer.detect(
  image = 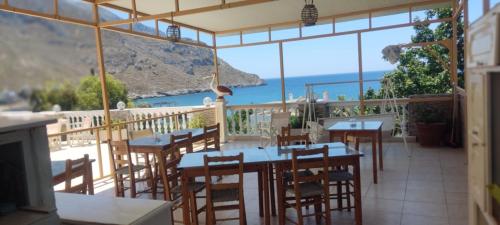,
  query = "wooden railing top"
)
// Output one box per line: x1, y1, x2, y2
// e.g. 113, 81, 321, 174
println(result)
47, 107, 214, 138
